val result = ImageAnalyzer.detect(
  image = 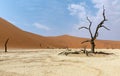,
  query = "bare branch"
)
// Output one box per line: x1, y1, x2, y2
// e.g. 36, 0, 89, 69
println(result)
103, 6, 107, 21
81, 40, 91, 44
79, 26, 89, 30
96, 32, 98, 37
87, 17, 93, 38
93, 6, 108, 40
87, 17, 92, 24
102, 25, 110, 30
